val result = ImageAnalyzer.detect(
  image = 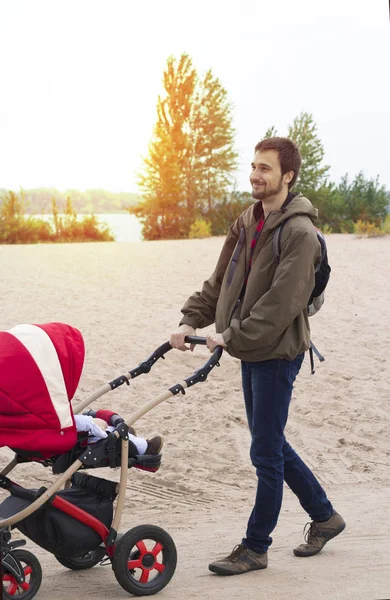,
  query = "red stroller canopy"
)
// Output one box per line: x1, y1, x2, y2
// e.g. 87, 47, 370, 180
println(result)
0, 323, 84, 457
